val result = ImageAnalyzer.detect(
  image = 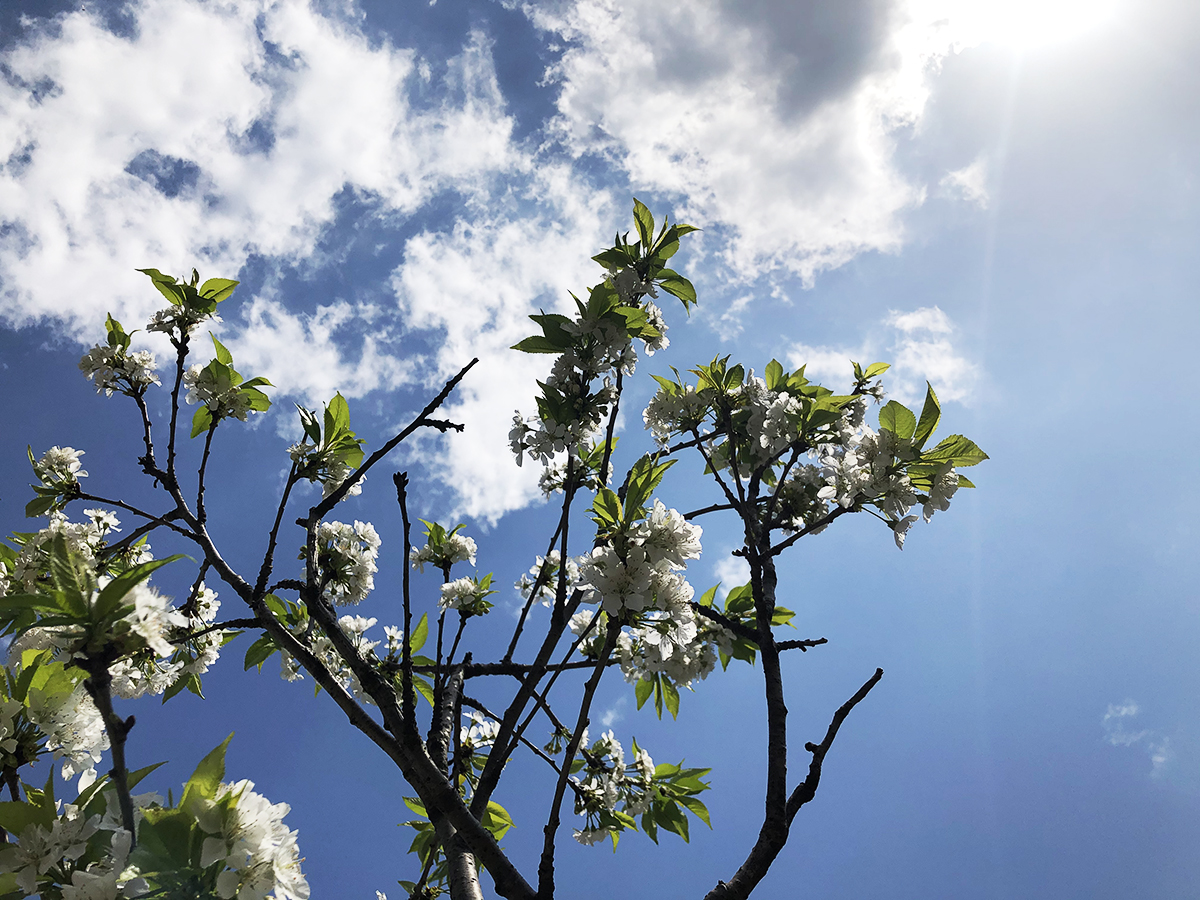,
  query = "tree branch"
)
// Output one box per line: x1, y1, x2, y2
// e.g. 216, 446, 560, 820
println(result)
786, 668, 884, 824
537, 624, 618, 899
